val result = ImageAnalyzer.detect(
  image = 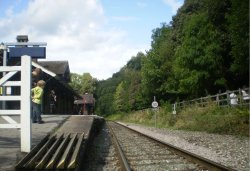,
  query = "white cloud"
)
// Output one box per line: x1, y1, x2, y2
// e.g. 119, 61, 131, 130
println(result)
0, 0, 144, 80
163, 0, 183, 13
